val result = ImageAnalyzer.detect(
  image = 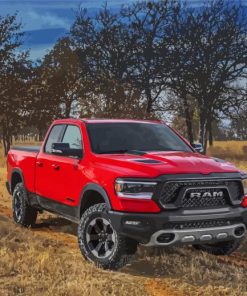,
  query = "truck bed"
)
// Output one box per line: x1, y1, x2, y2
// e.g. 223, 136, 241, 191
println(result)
12, 146, 41, 152
7, 146, 41, 194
